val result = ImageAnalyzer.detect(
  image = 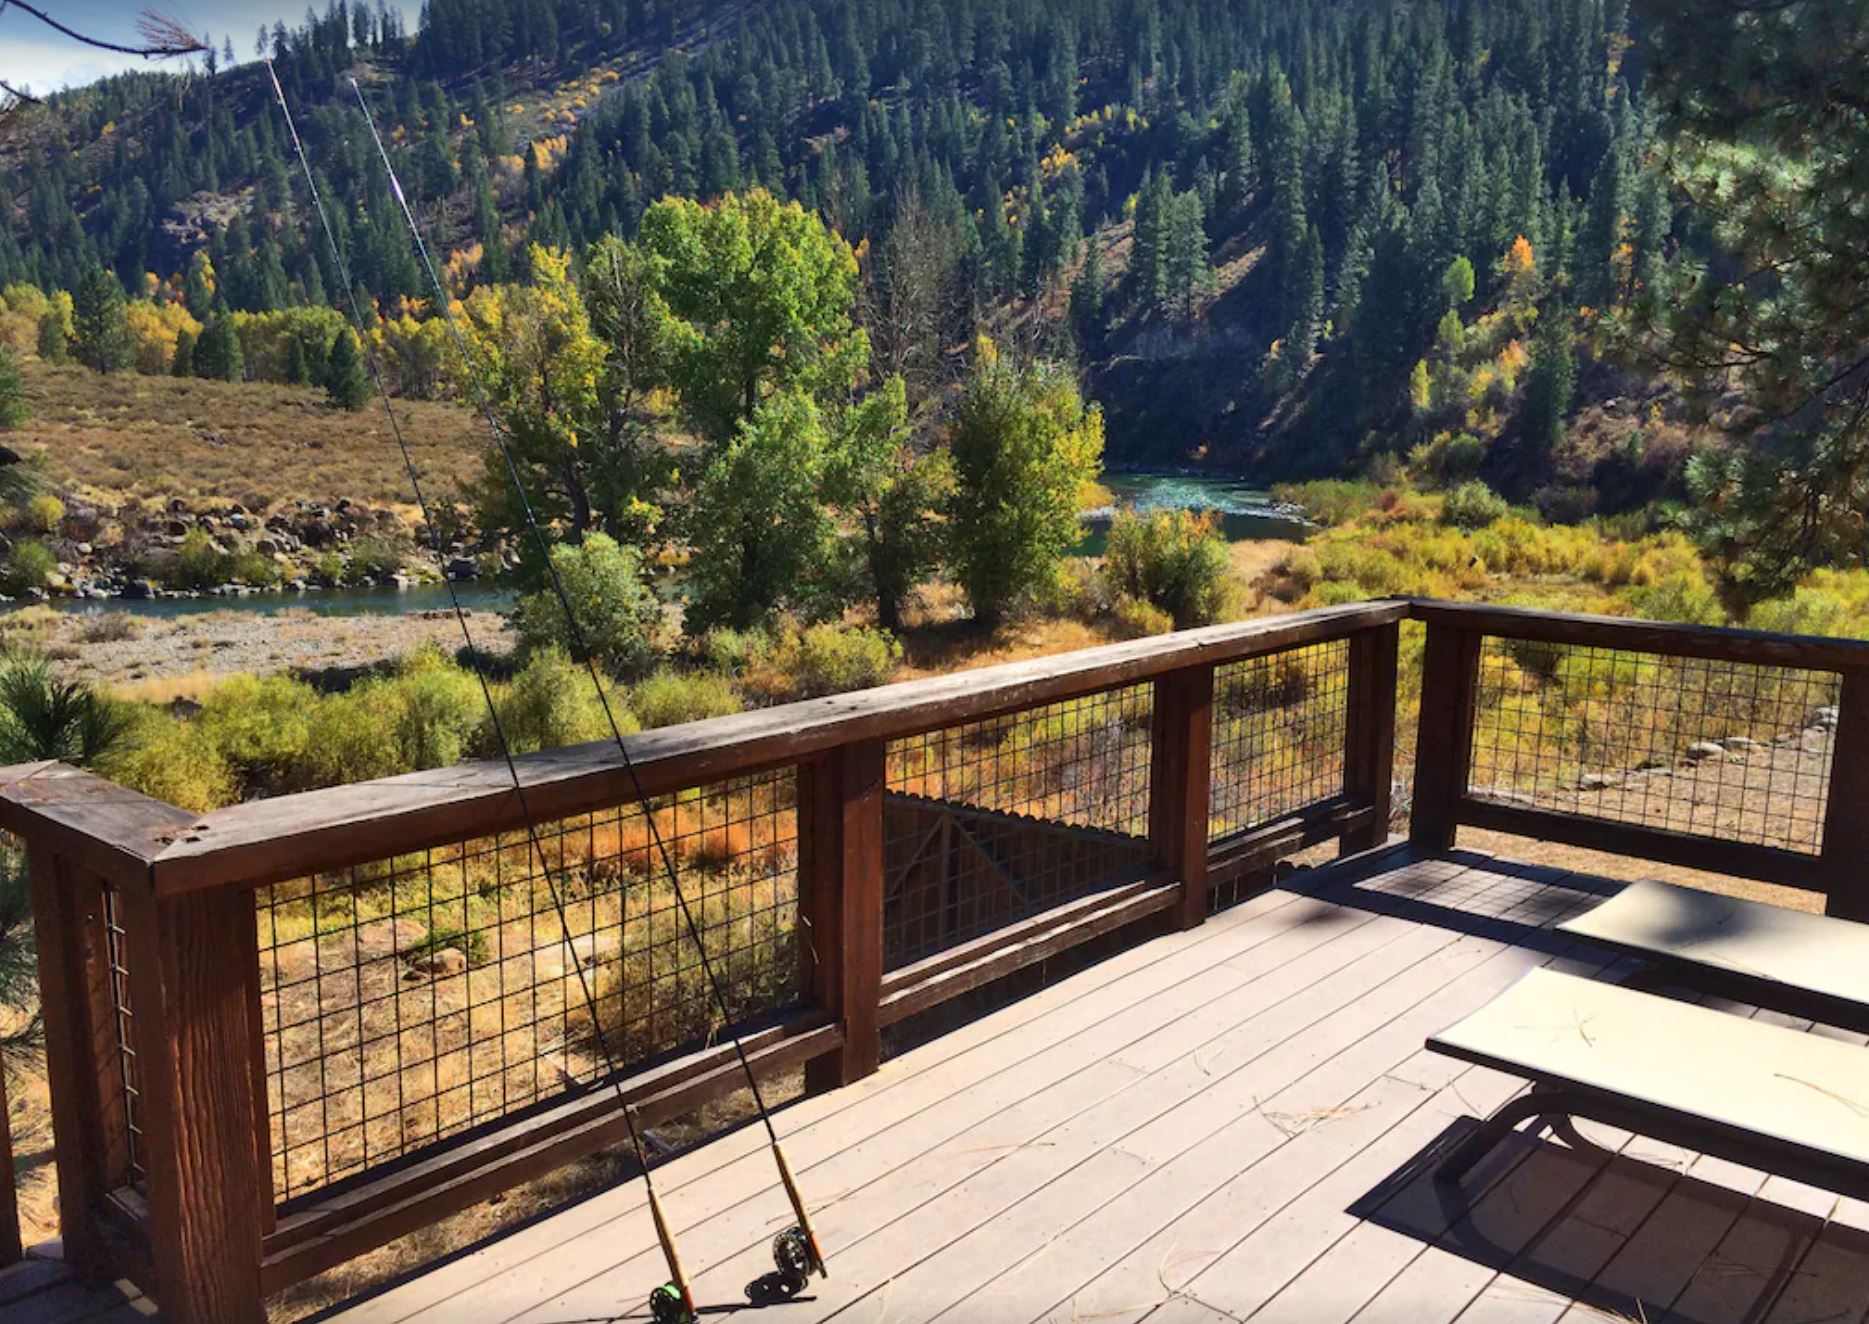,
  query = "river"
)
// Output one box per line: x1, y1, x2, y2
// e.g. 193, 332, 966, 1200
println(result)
34, 473, 1308, 620
1078, 472, 1311, 557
